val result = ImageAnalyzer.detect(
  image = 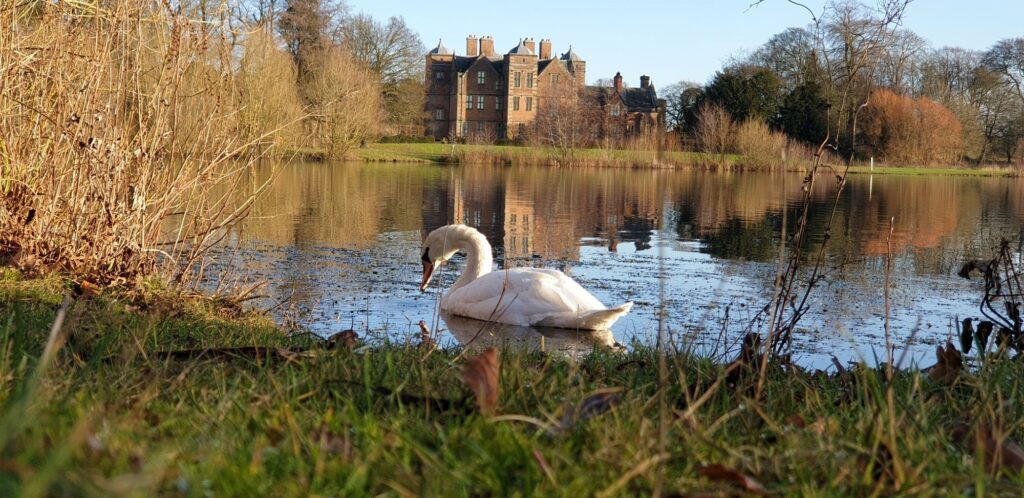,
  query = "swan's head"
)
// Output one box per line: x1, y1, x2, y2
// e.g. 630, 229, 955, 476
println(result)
419, 225, 464, 292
